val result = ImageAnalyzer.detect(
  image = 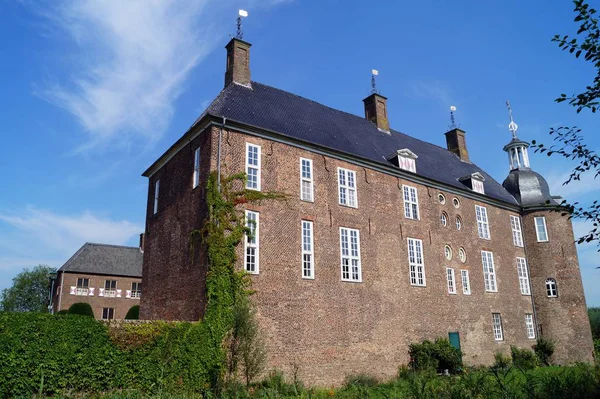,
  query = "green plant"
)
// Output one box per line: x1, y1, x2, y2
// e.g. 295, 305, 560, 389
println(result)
590, 307, 600, 339
0, 265, 56, 312
408, 338, 463, 374
56, 310, 68, 315
533, 337, 555, 366
510, 346, 538, 370
124, 305, 139, 320
344, 374, 379, 388
493, 352, 512, 370
67, 302, 95, 317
